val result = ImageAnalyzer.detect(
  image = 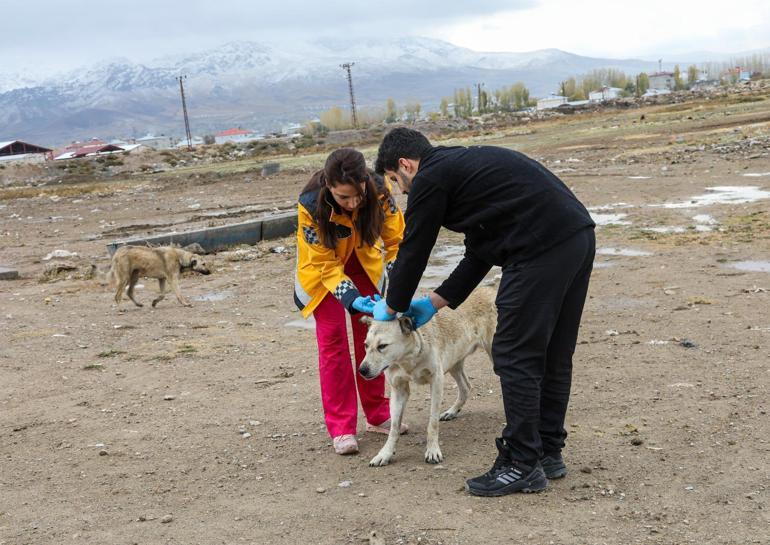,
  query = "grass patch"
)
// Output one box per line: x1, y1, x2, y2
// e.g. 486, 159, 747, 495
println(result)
177, 344, 197, 354
83, 363, 105, 371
